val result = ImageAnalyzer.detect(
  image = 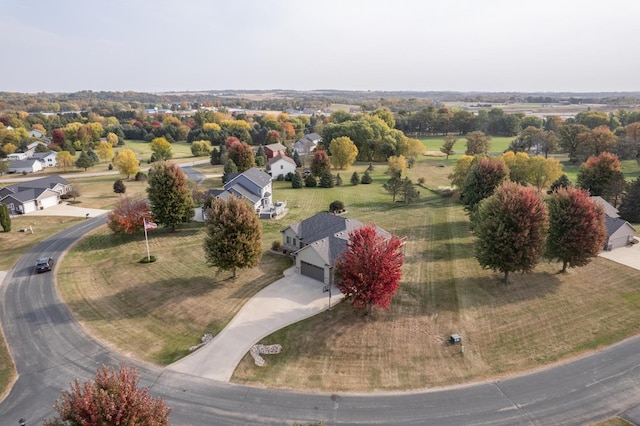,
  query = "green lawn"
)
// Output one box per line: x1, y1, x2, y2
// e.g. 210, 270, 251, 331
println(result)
419, 135, 515, 153
120, 139, 204, 163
